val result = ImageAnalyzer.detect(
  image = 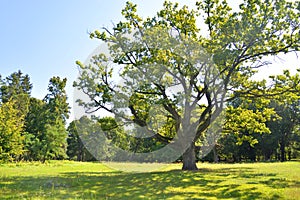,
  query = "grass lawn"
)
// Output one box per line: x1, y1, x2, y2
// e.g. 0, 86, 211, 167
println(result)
0, 161, 299, 199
